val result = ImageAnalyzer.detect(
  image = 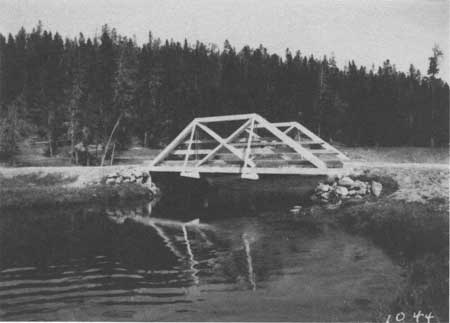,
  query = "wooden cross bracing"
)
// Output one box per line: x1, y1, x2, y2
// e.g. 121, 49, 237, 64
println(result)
149, 113, 348, 177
